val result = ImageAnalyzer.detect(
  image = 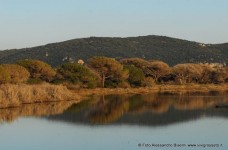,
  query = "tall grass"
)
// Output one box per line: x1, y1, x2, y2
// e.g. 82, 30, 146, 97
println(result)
0, 83, 79, 108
